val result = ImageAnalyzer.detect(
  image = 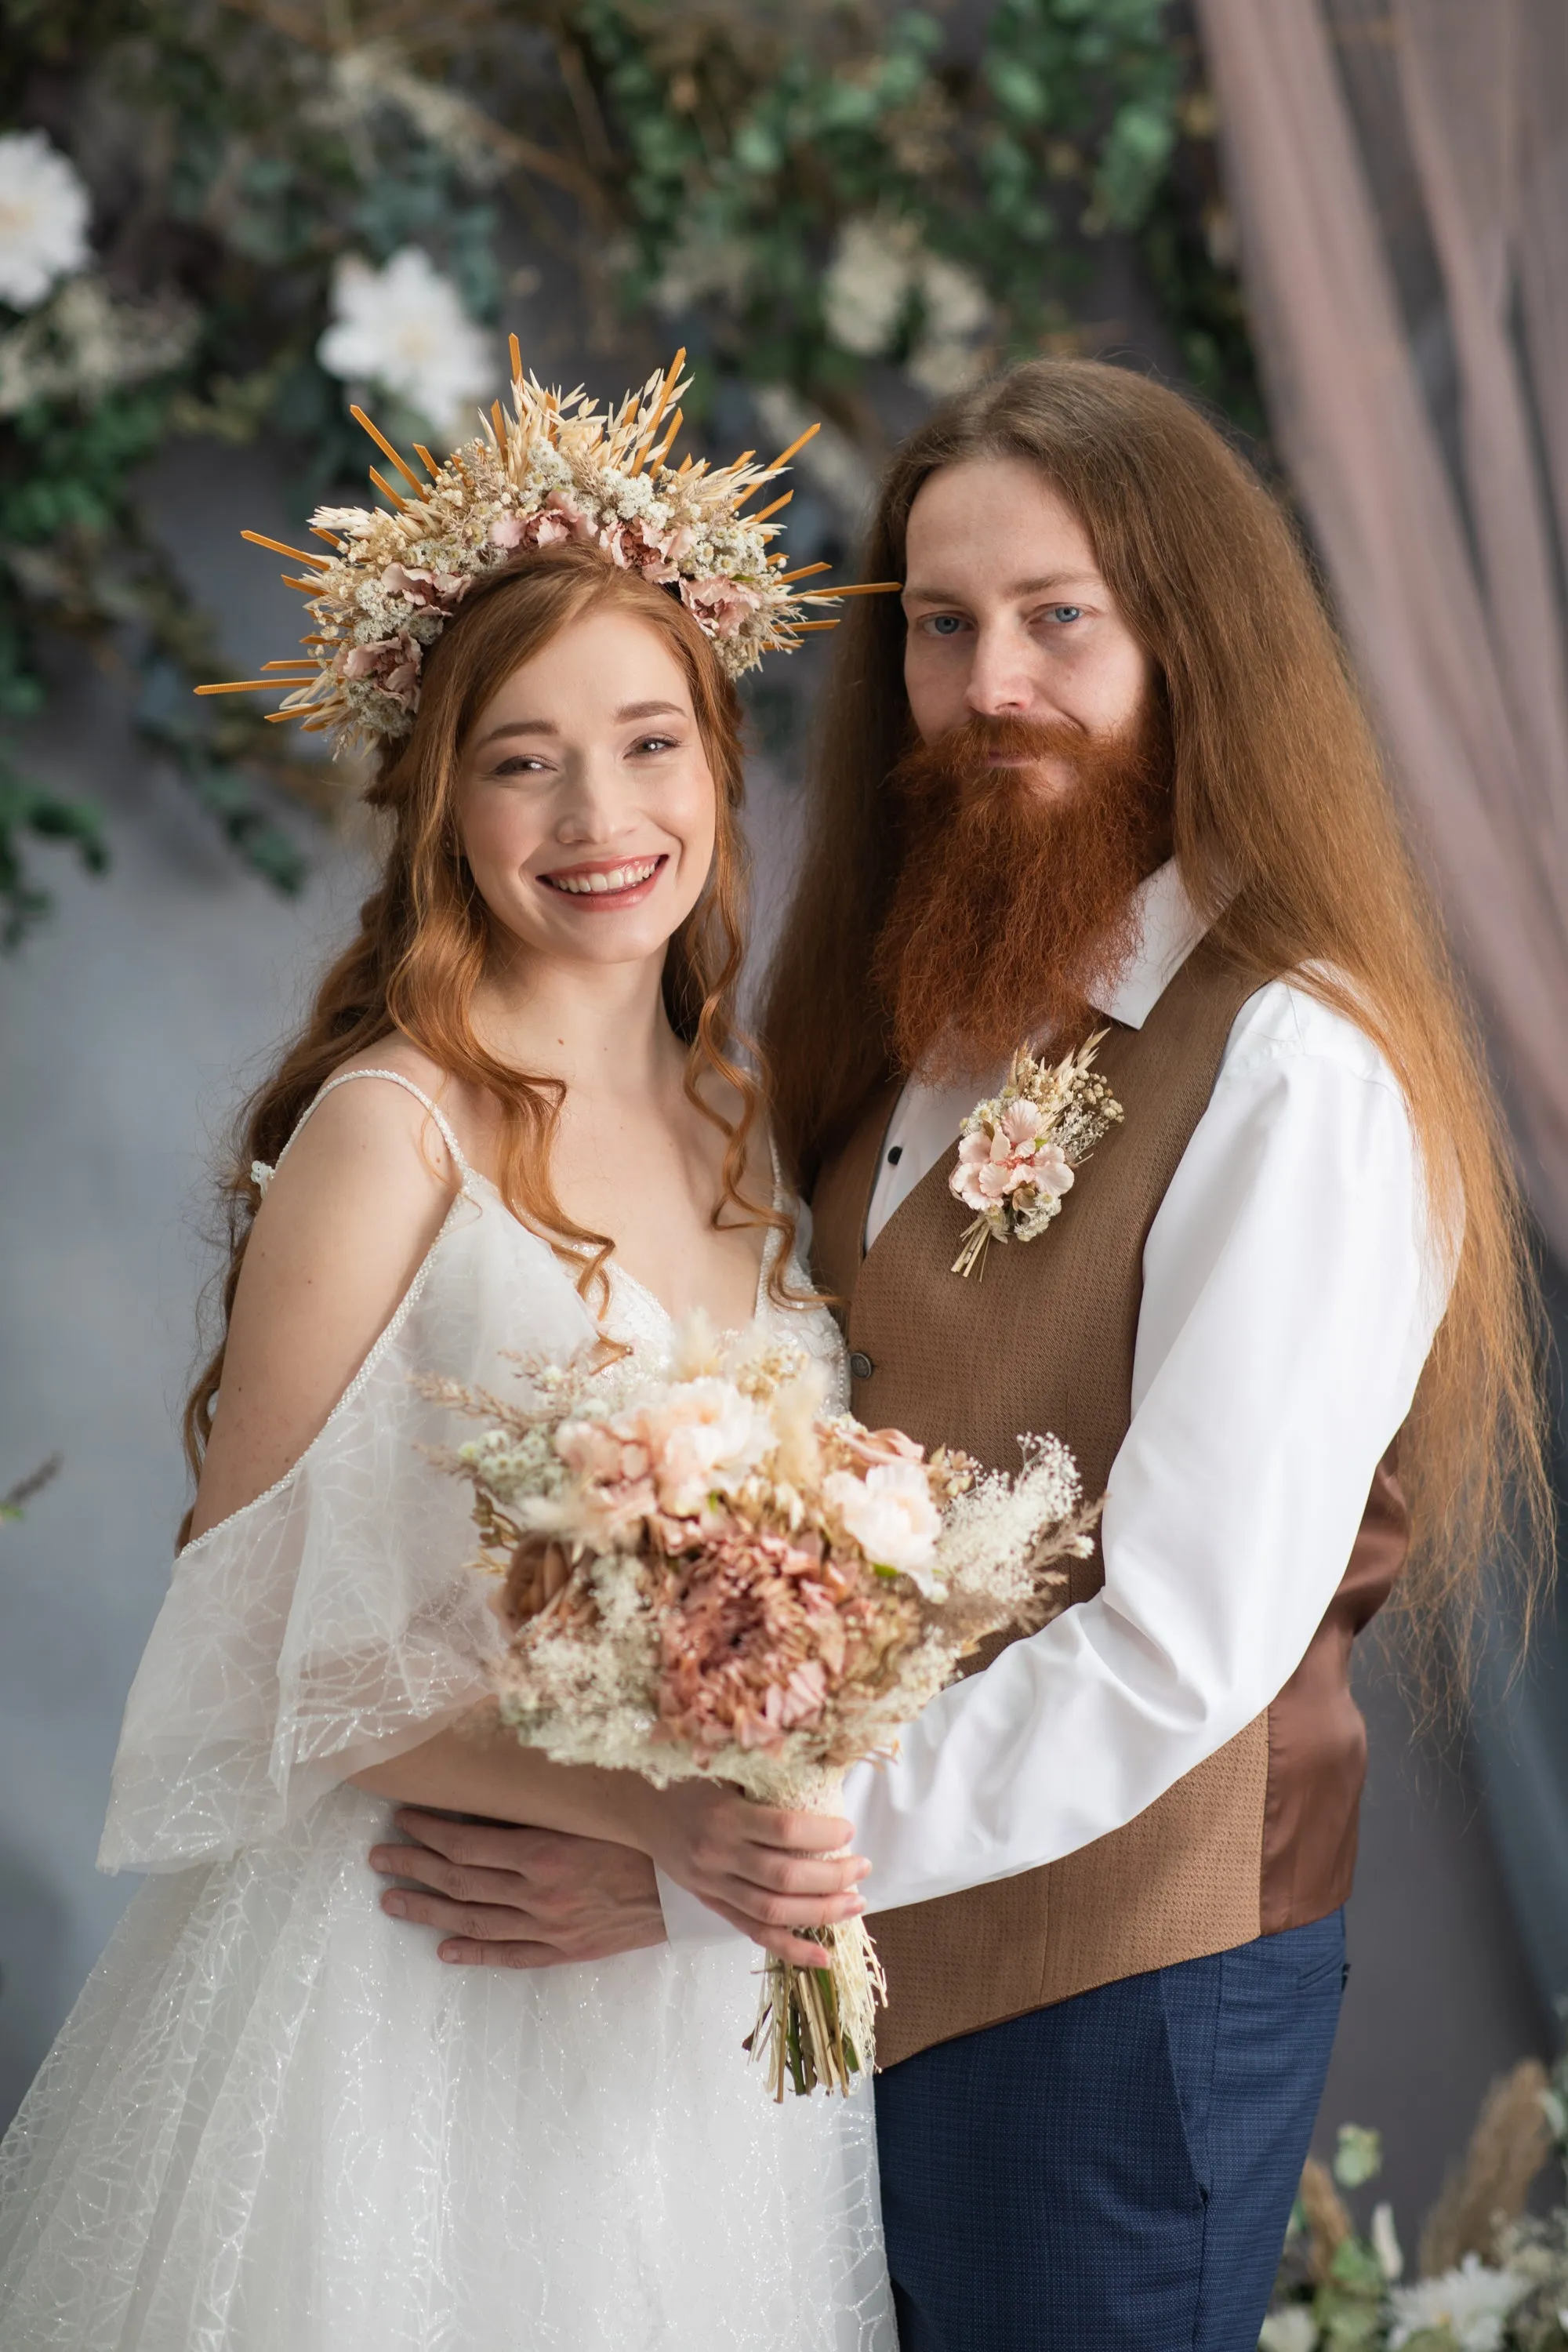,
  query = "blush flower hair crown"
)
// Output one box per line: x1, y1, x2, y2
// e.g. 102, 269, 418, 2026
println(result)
198, 336, 899, 752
